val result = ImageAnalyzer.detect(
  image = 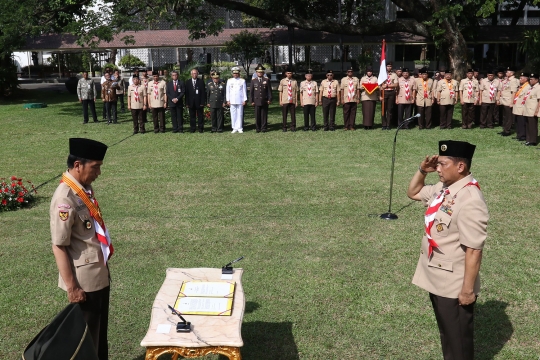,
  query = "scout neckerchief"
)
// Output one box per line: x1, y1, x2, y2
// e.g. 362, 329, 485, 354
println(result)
521, 85, 533, 105
489, 80, 496, 101
61, 173, 114, 264
287, 79, 292, 102
424, 178, 480, 258
327, 80, 332, 98
387, 74, 392, 86
307, 81, 312, 97
404, 79, 411, 101
467, 80, 473, 99
153, 81, 159, 100
347, 77, 355, 101
446, 79, 455, 98
134, 85, 140, 103
514, 82, 529, 104
423, 79, 428, 99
